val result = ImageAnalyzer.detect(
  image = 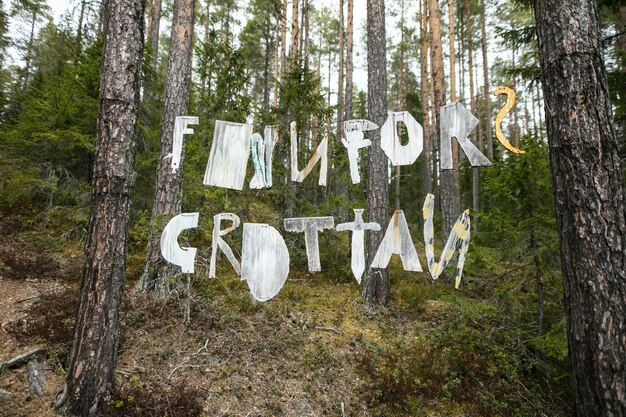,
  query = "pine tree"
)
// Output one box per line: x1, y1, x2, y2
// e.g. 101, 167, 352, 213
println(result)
139, 0, 196, 297
363, 0, 390, 305
534, 0, 626, 414
61, 0, 144, 414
